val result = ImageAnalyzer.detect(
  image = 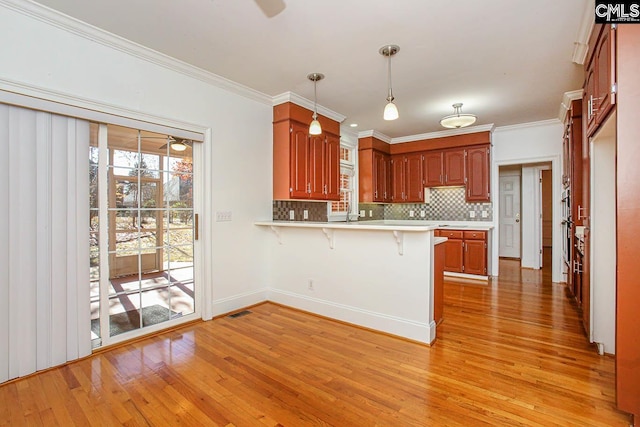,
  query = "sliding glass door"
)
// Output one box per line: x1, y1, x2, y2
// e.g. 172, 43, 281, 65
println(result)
90, 123, 197, 347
